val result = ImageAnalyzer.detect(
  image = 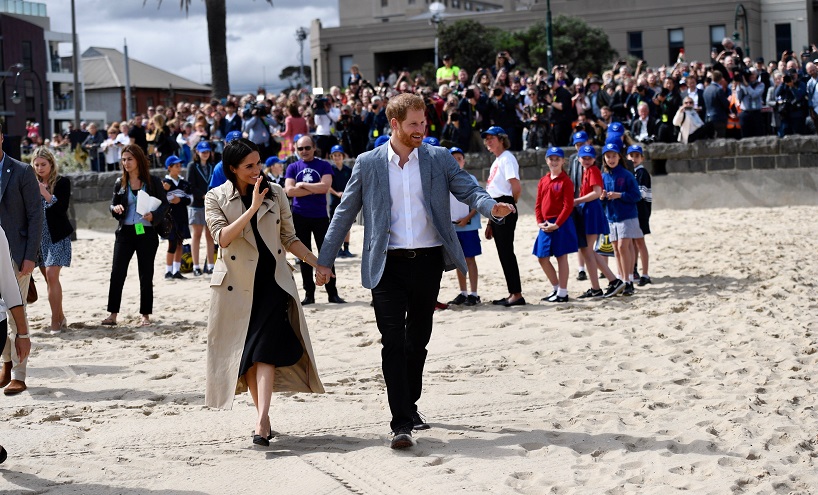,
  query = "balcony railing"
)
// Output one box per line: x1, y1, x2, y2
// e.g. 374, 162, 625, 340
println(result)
0, 0, 47, 16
